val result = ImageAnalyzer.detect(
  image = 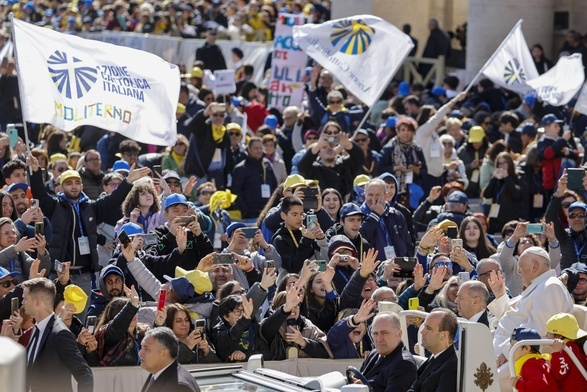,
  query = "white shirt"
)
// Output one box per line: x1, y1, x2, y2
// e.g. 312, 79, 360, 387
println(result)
469, 309, 486, 323
30, 312, 54, 363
